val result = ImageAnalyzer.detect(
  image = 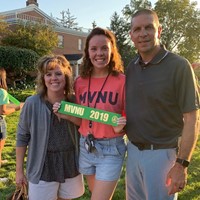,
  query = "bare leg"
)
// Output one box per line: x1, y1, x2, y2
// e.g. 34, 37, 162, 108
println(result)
91, 179, 118, 200
86, 174, 95, 192
0, 139, 6, 167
